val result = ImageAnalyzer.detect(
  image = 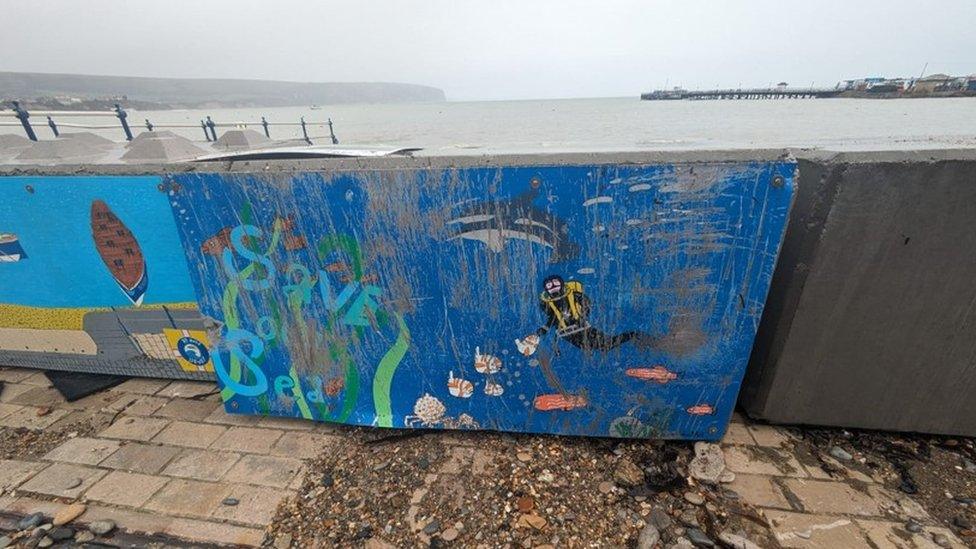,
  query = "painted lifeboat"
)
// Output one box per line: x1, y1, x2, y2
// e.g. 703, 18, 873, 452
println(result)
90, 200, 148, 306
